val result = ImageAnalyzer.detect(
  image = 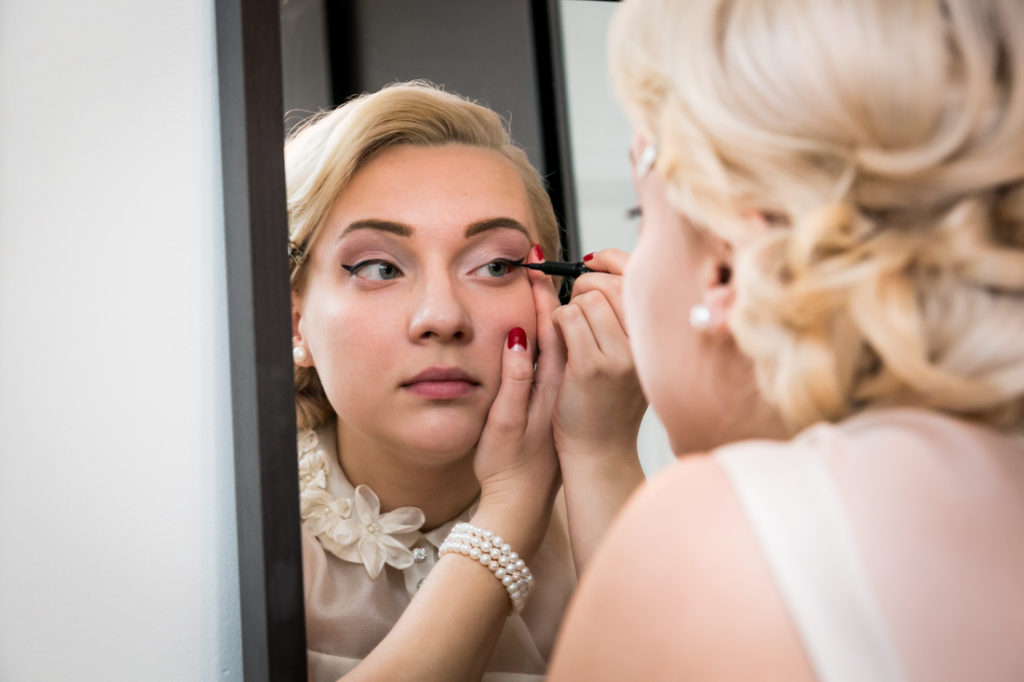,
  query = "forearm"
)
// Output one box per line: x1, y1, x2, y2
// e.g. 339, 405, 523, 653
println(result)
559, 445, 645, 574
340, 494, 555, 682
346, 553, 513, 682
